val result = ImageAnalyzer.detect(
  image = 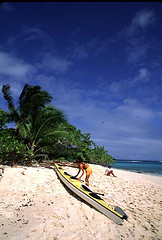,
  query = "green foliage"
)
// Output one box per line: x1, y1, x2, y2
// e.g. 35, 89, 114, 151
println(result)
0, 110, 8, 129
22, 105, 67, 154
1, 83, 53, 131
0, 128, 32, 166
0, 83, 114, 166
48, 122, 91, 160
49, 122, 114, 165
90, 145, 115, 165
1, 84, 67, 154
